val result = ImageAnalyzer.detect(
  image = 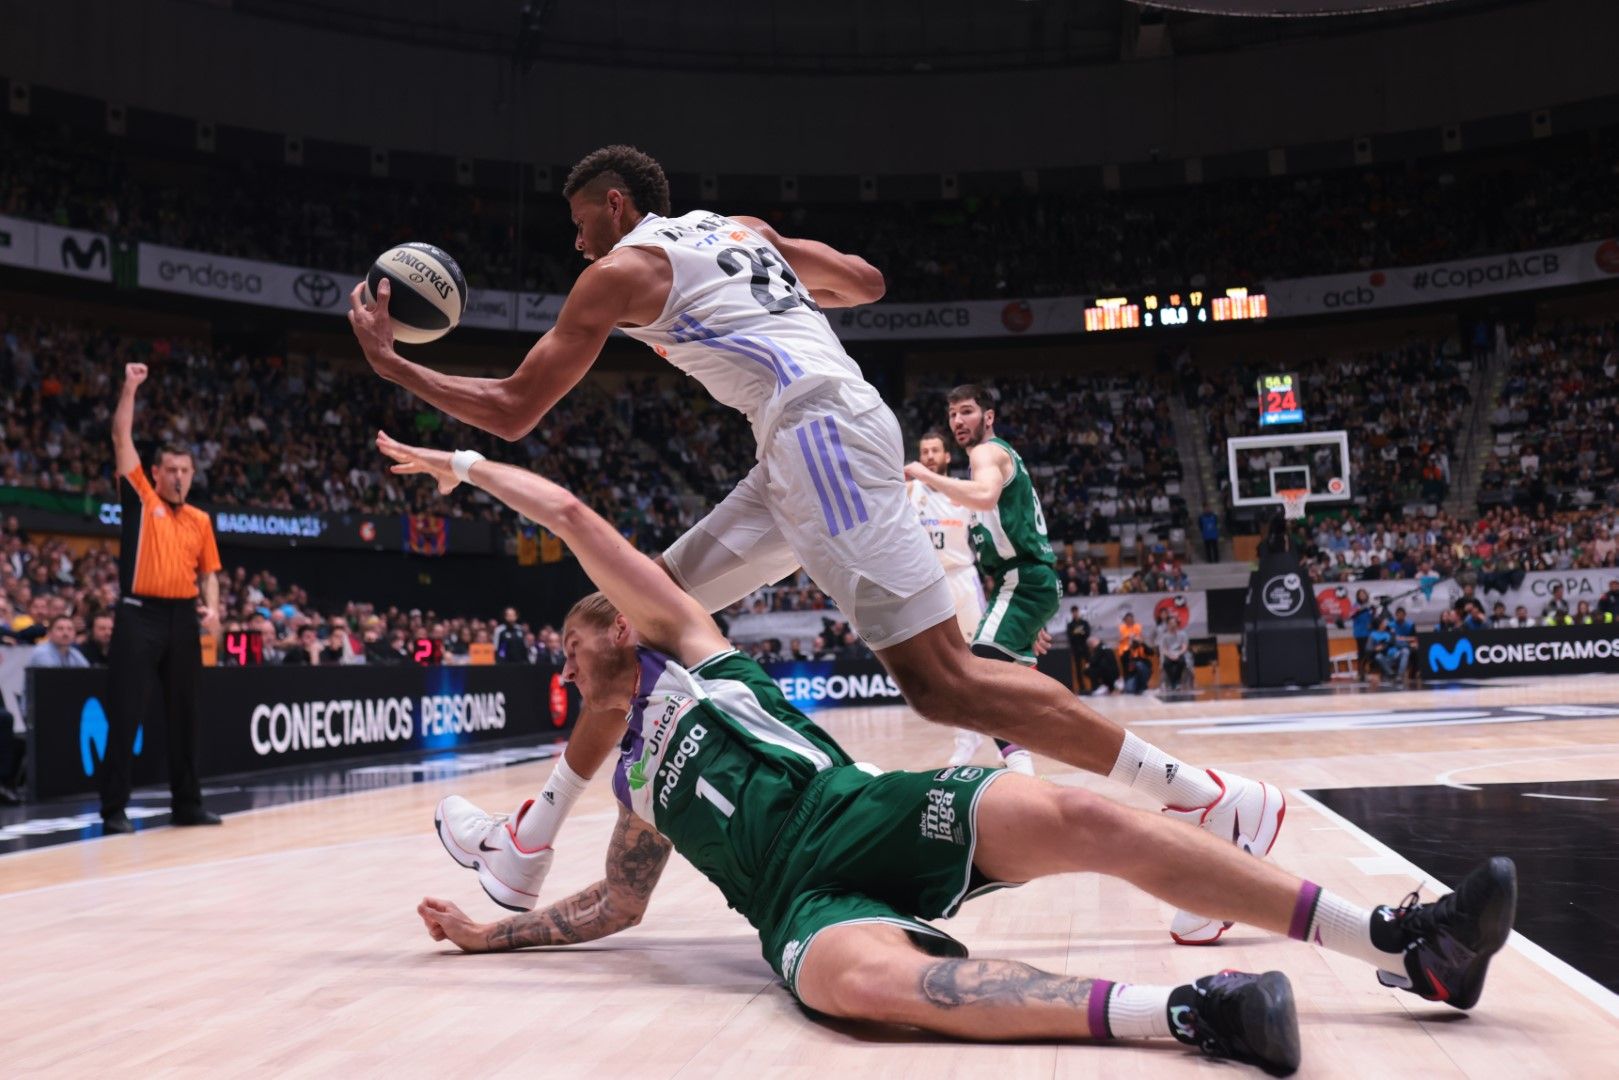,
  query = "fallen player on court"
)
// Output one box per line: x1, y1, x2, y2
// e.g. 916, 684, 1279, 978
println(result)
382, 432, 1517, 1076
348, 147, 1306, 945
